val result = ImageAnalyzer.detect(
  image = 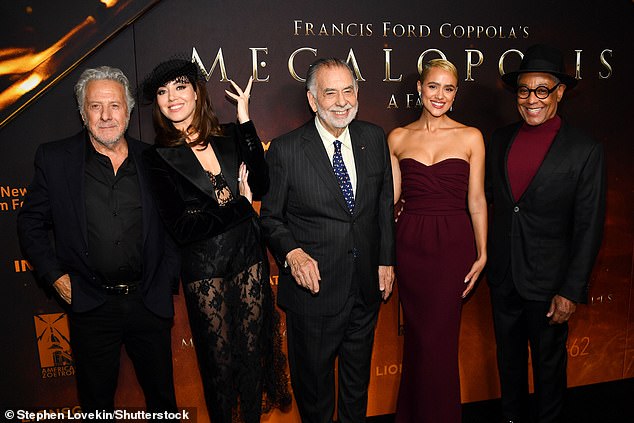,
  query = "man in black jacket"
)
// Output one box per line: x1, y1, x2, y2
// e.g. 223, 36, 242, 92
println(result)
17, 66, 180, 419
486, 45, 606, 423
